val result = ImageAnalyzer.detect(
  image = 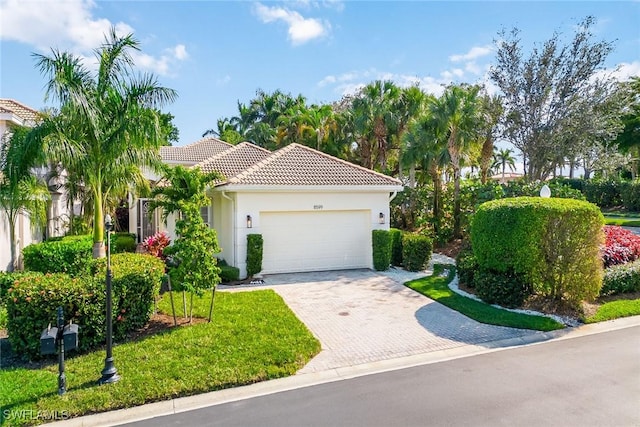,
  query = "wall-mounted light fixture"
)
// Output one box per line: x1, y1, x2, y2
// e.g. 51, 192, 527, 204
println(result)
379, 212, 385, 224
246, 215, 252, 228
